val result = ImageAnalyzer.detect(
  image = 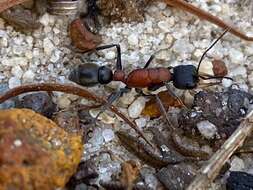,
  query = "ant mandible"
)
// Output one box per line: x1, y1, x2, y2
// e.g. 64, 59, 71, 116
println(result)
69, 29, 232, 105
